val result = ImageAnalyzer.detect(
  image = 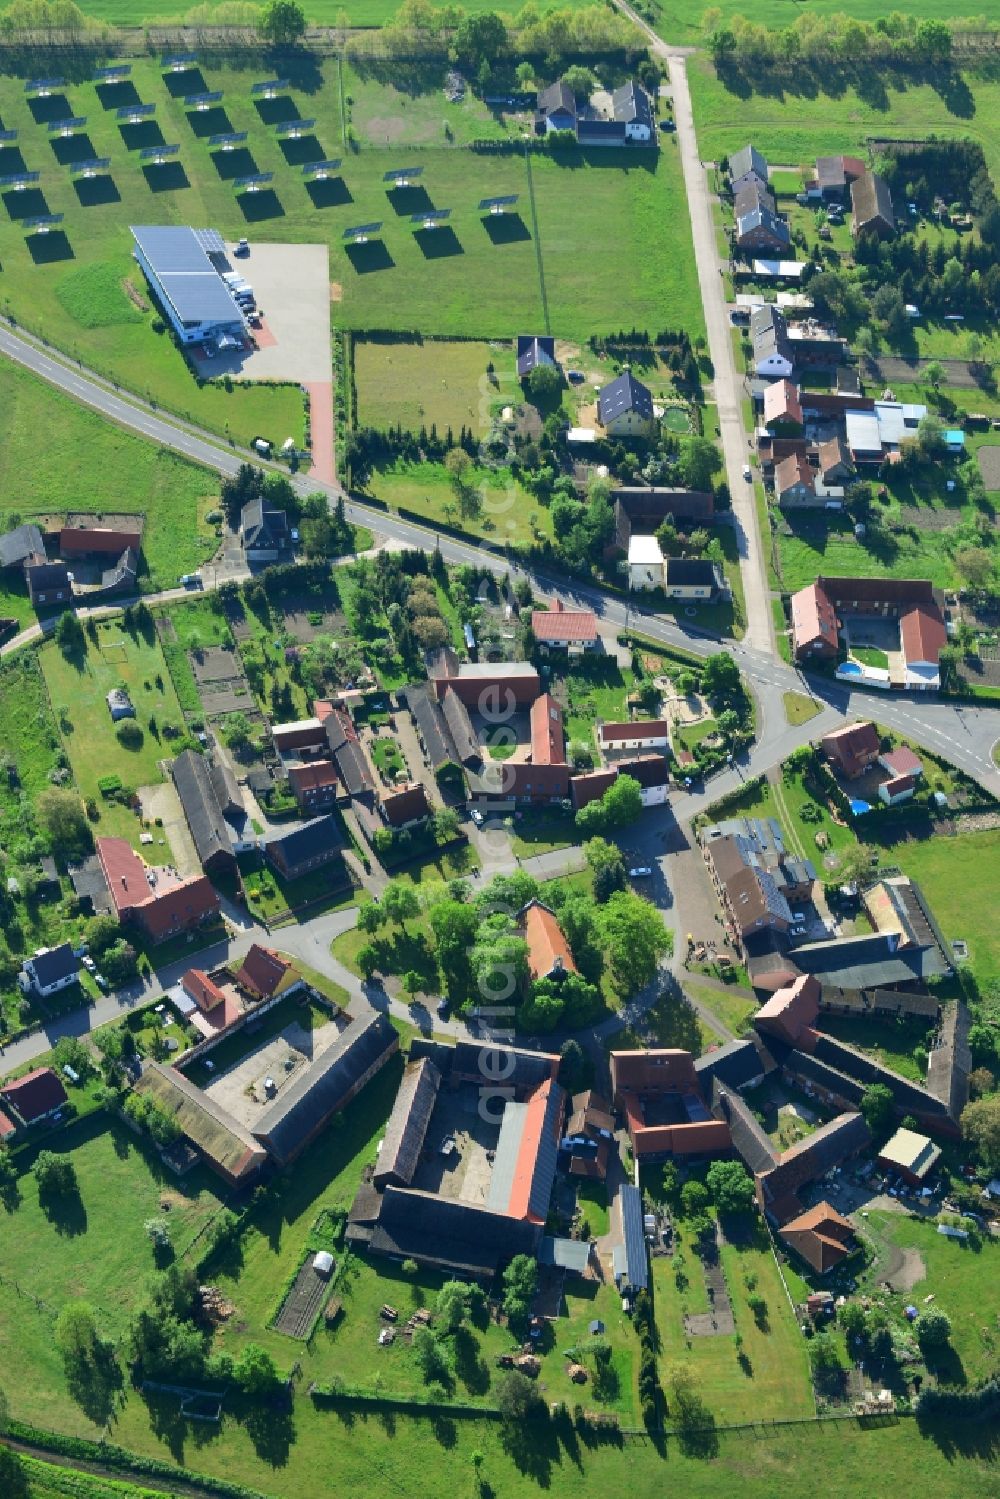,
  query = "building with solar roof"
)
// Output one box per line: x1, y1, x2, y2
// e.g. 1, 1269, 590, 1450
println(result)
130, 225, 246, 346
